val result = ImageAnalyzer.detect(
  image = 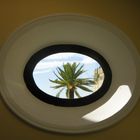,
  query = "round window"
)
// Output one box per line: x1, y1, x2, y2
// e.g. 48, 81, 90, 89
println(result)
0, 15, 139, 134
24, 44, 112, 106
